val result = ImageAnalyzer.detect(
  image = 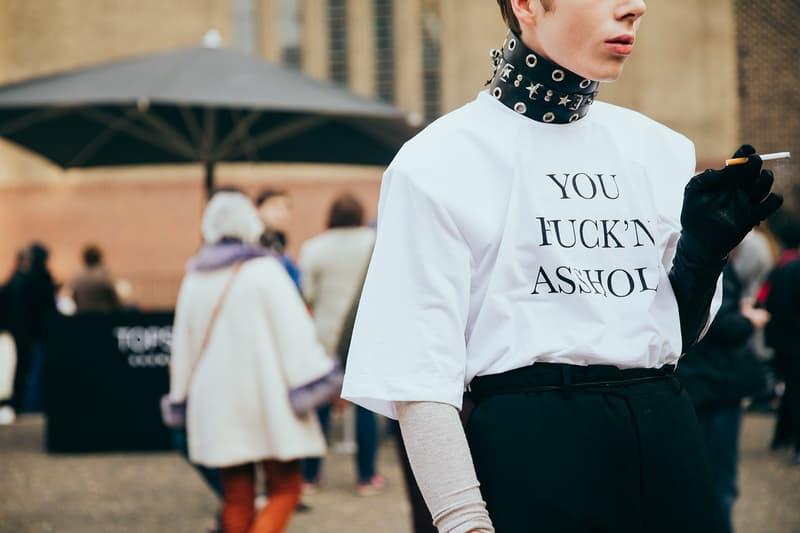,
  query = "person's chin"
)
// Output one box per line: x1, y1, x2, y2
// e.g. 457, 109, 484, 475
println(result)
565, 55, 625, 84
590, 61, 626, 83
